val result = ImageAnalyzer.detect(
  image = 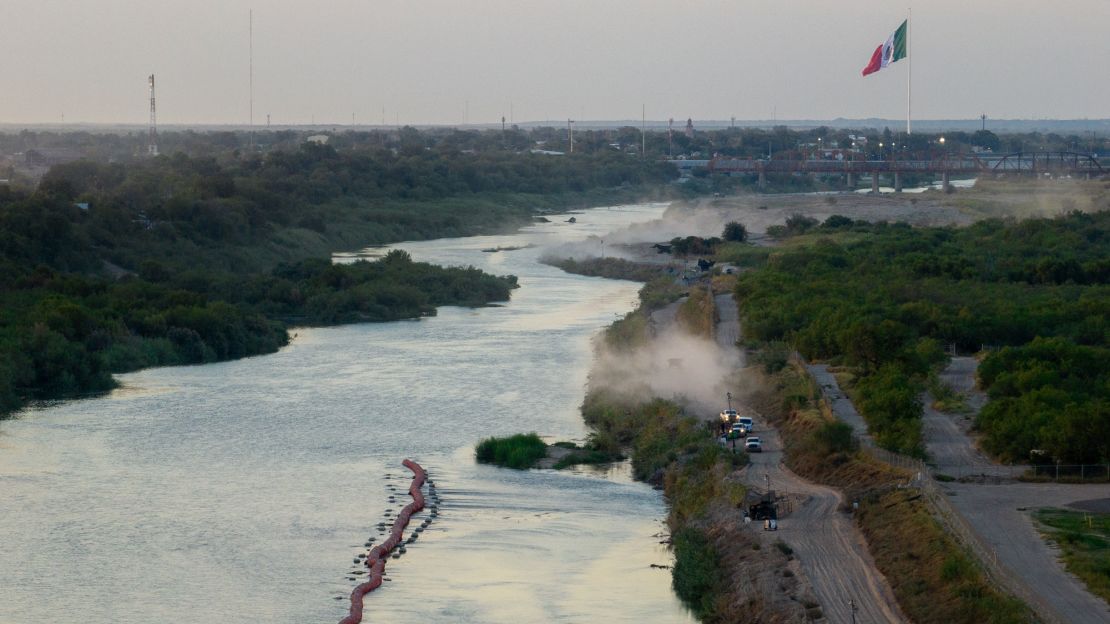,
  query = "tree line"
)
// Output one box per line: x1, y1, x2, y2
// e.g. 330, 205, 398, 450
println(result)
735, 211, 1109, 463
0, 249, 516, 415
6, 128, 689, 415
